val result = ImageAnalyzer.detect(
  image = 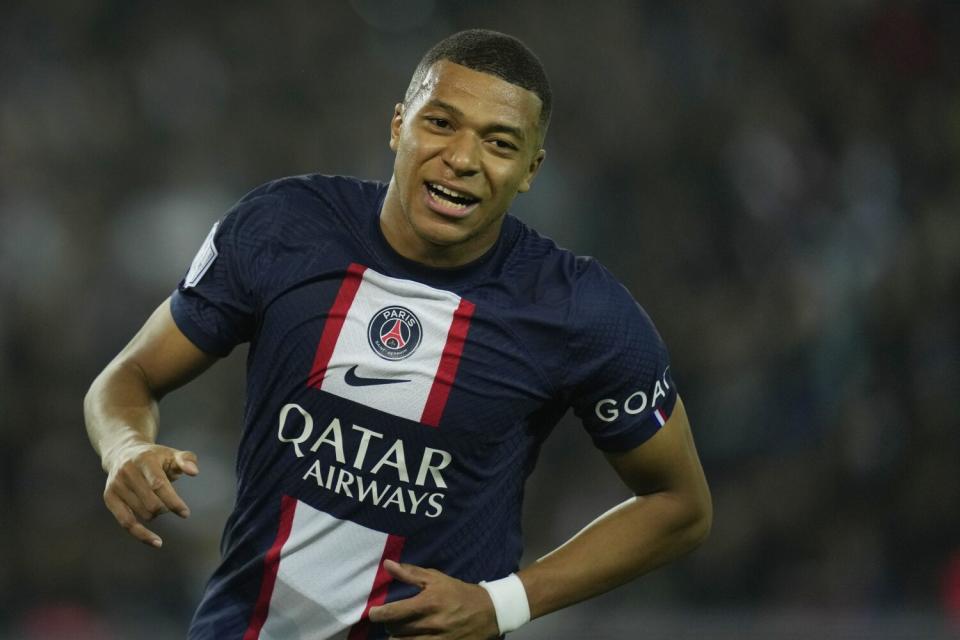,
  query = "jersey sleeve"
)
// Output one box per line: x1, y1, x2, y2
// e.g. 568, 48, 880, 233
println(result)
169, 192, 284, 356
564, 259, 678, 452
